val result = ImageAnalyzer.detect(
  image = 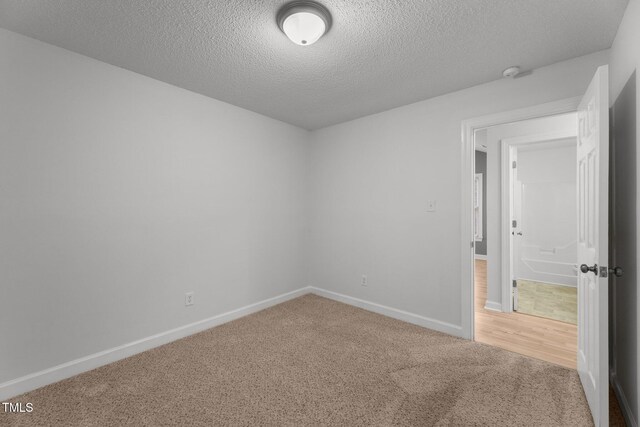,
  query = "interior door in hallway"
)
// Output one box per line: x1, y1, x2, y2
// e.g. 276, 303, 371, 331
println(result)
577, 64, 609, 426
